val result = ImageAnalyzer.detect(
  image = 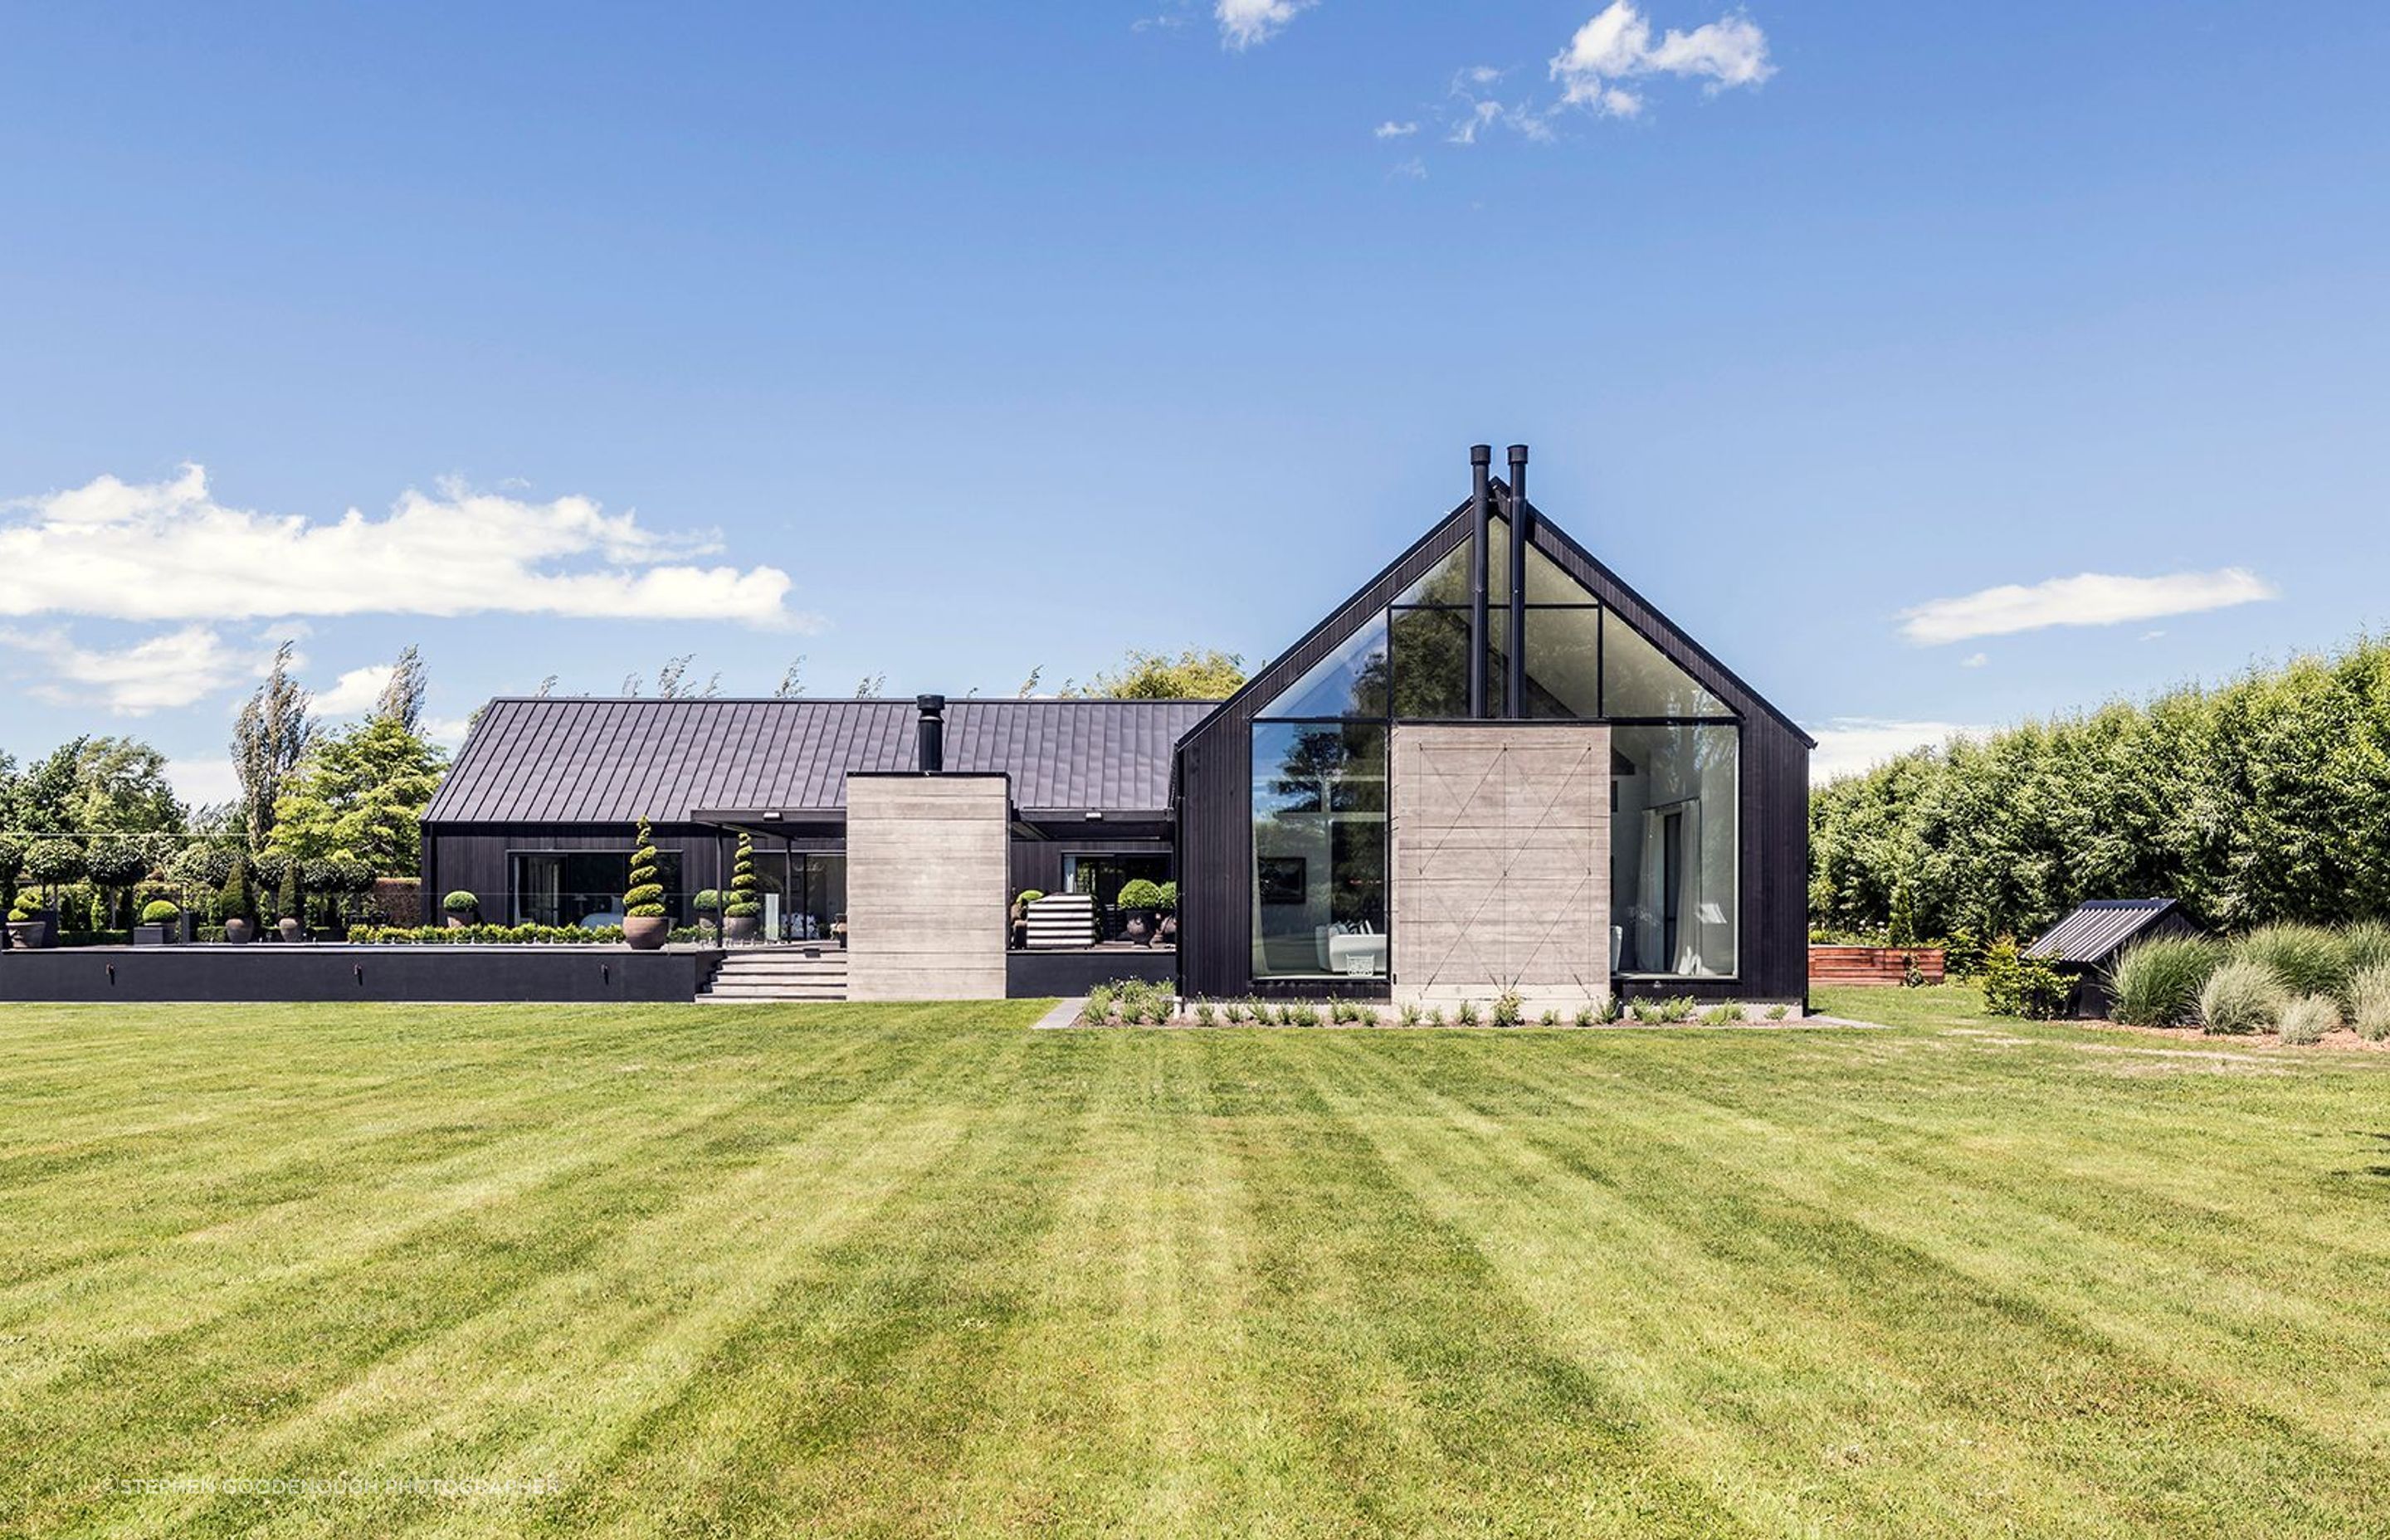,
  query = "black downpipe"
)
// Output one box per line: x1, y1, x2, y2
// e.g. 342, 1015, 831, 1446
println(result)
1506, 445, 1529, 718
915, 694, 945, 773
1467, 445, 1491, 719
